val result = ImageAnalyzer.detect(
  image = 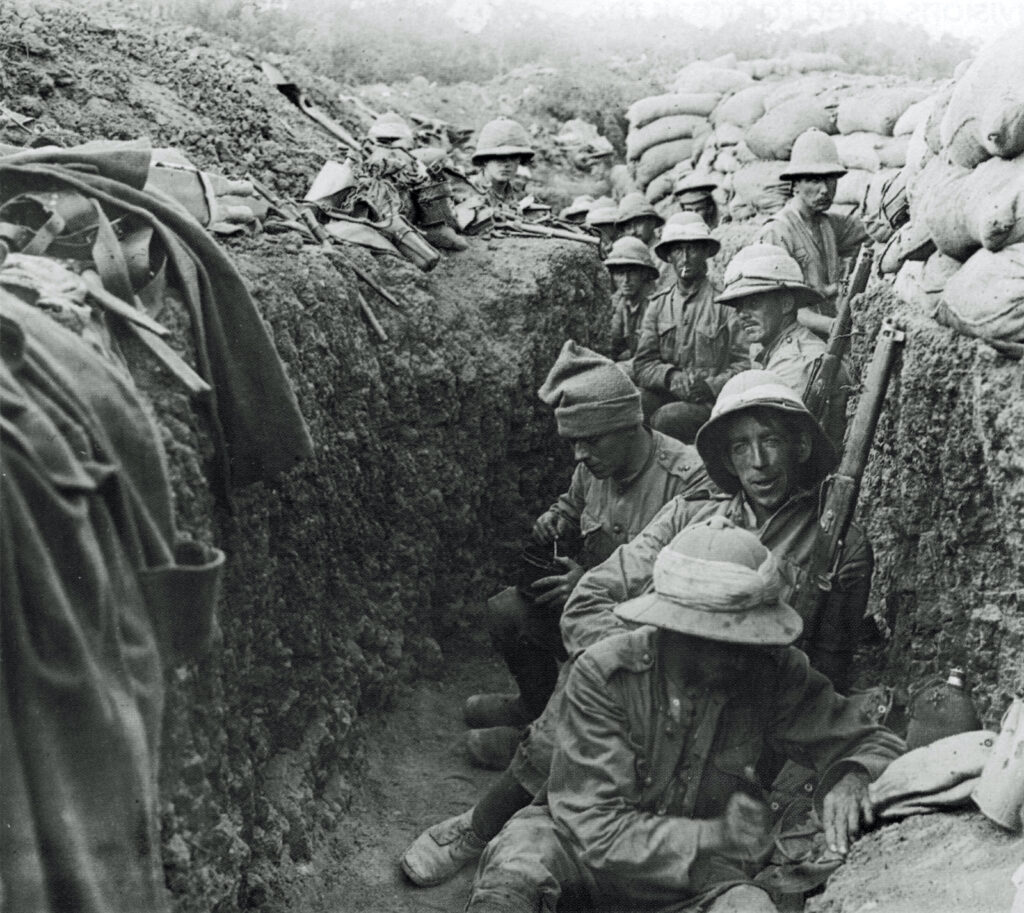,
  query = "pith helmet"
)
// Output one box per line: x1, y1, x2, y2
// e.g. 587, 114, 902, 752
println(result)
673, 172, 719, 201
560, 194, 595, 220
472, 117, 535, 165
780, 128, 847, 181
694, 370, 837, 494
603, 236, 659, 280
716, 243, 822, 307
615, 192, 665, 227
653, 212, 720, 261
368, 112, 413, 143
615, 515, 803, 645
585, 197, 620, 227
